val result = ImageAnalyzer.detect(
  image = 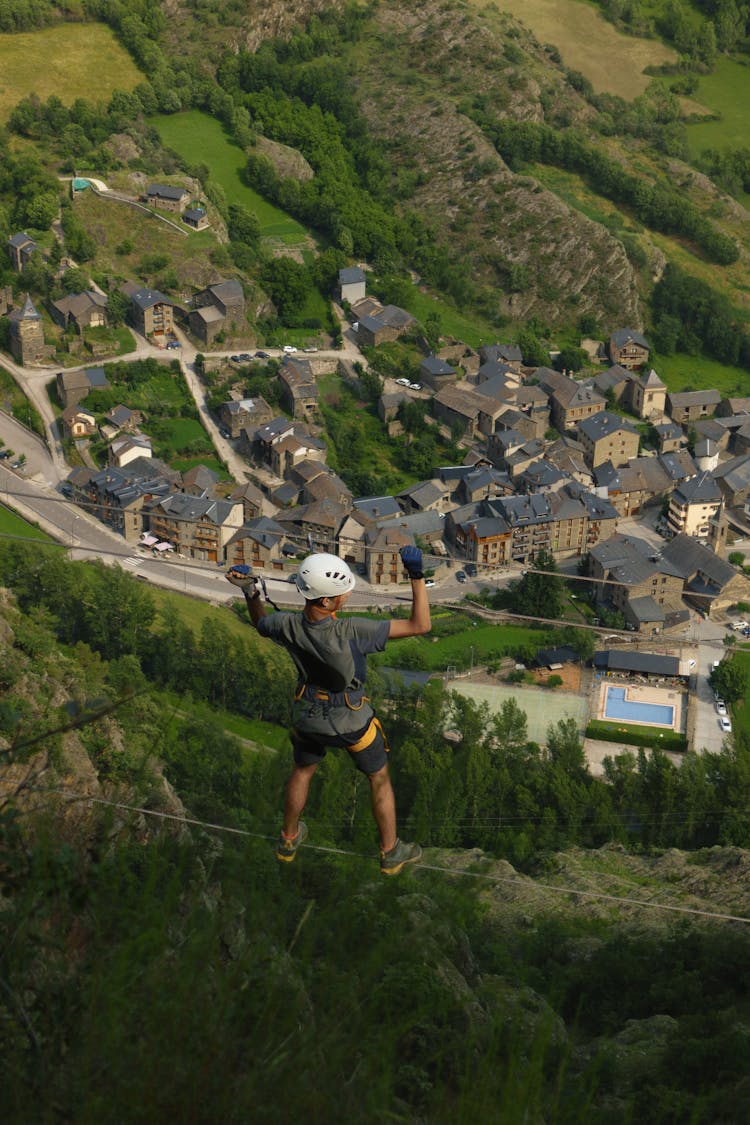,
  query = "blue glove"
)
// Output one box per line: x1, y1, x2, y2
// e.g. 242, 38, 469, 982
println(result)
400, 545, 424, 579
226, 565, 257, 590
